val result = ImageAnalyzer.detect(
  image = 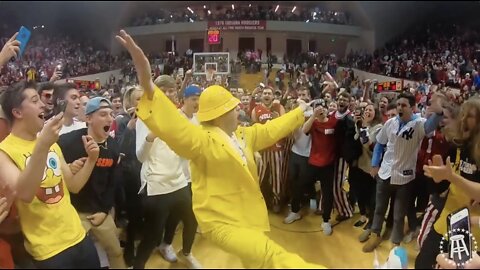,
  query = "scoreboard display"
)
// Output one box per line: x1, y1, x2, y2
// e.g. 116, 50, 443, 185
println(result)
208, 29, 220, 44
375, 81, 402, 92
